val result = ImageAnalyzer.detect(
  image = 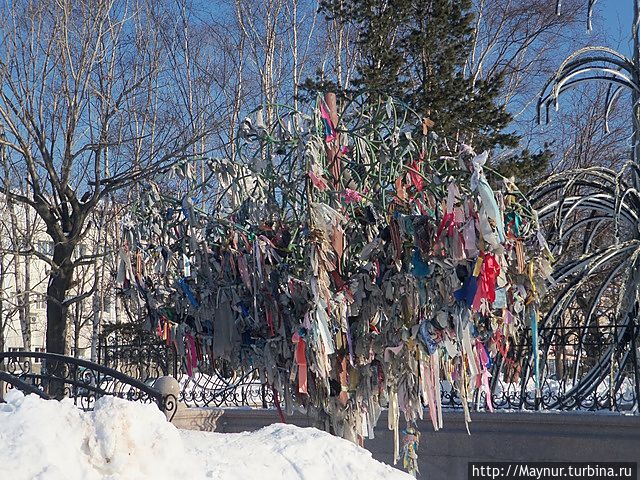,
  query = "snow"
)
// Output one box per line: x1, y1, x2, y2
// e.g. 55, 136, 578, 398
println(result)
182, 424, 409, 480
0, 391, 410, 480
